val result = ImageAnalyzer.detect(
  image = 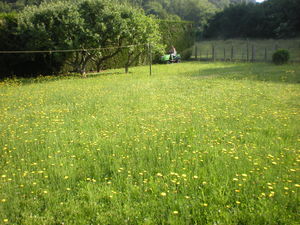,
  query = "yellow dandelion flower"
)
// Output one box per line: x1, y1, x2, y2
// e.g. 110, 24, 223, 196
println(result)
173, 211, 179, 214
160, 192, 167, 197
236, 201, 241, 204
